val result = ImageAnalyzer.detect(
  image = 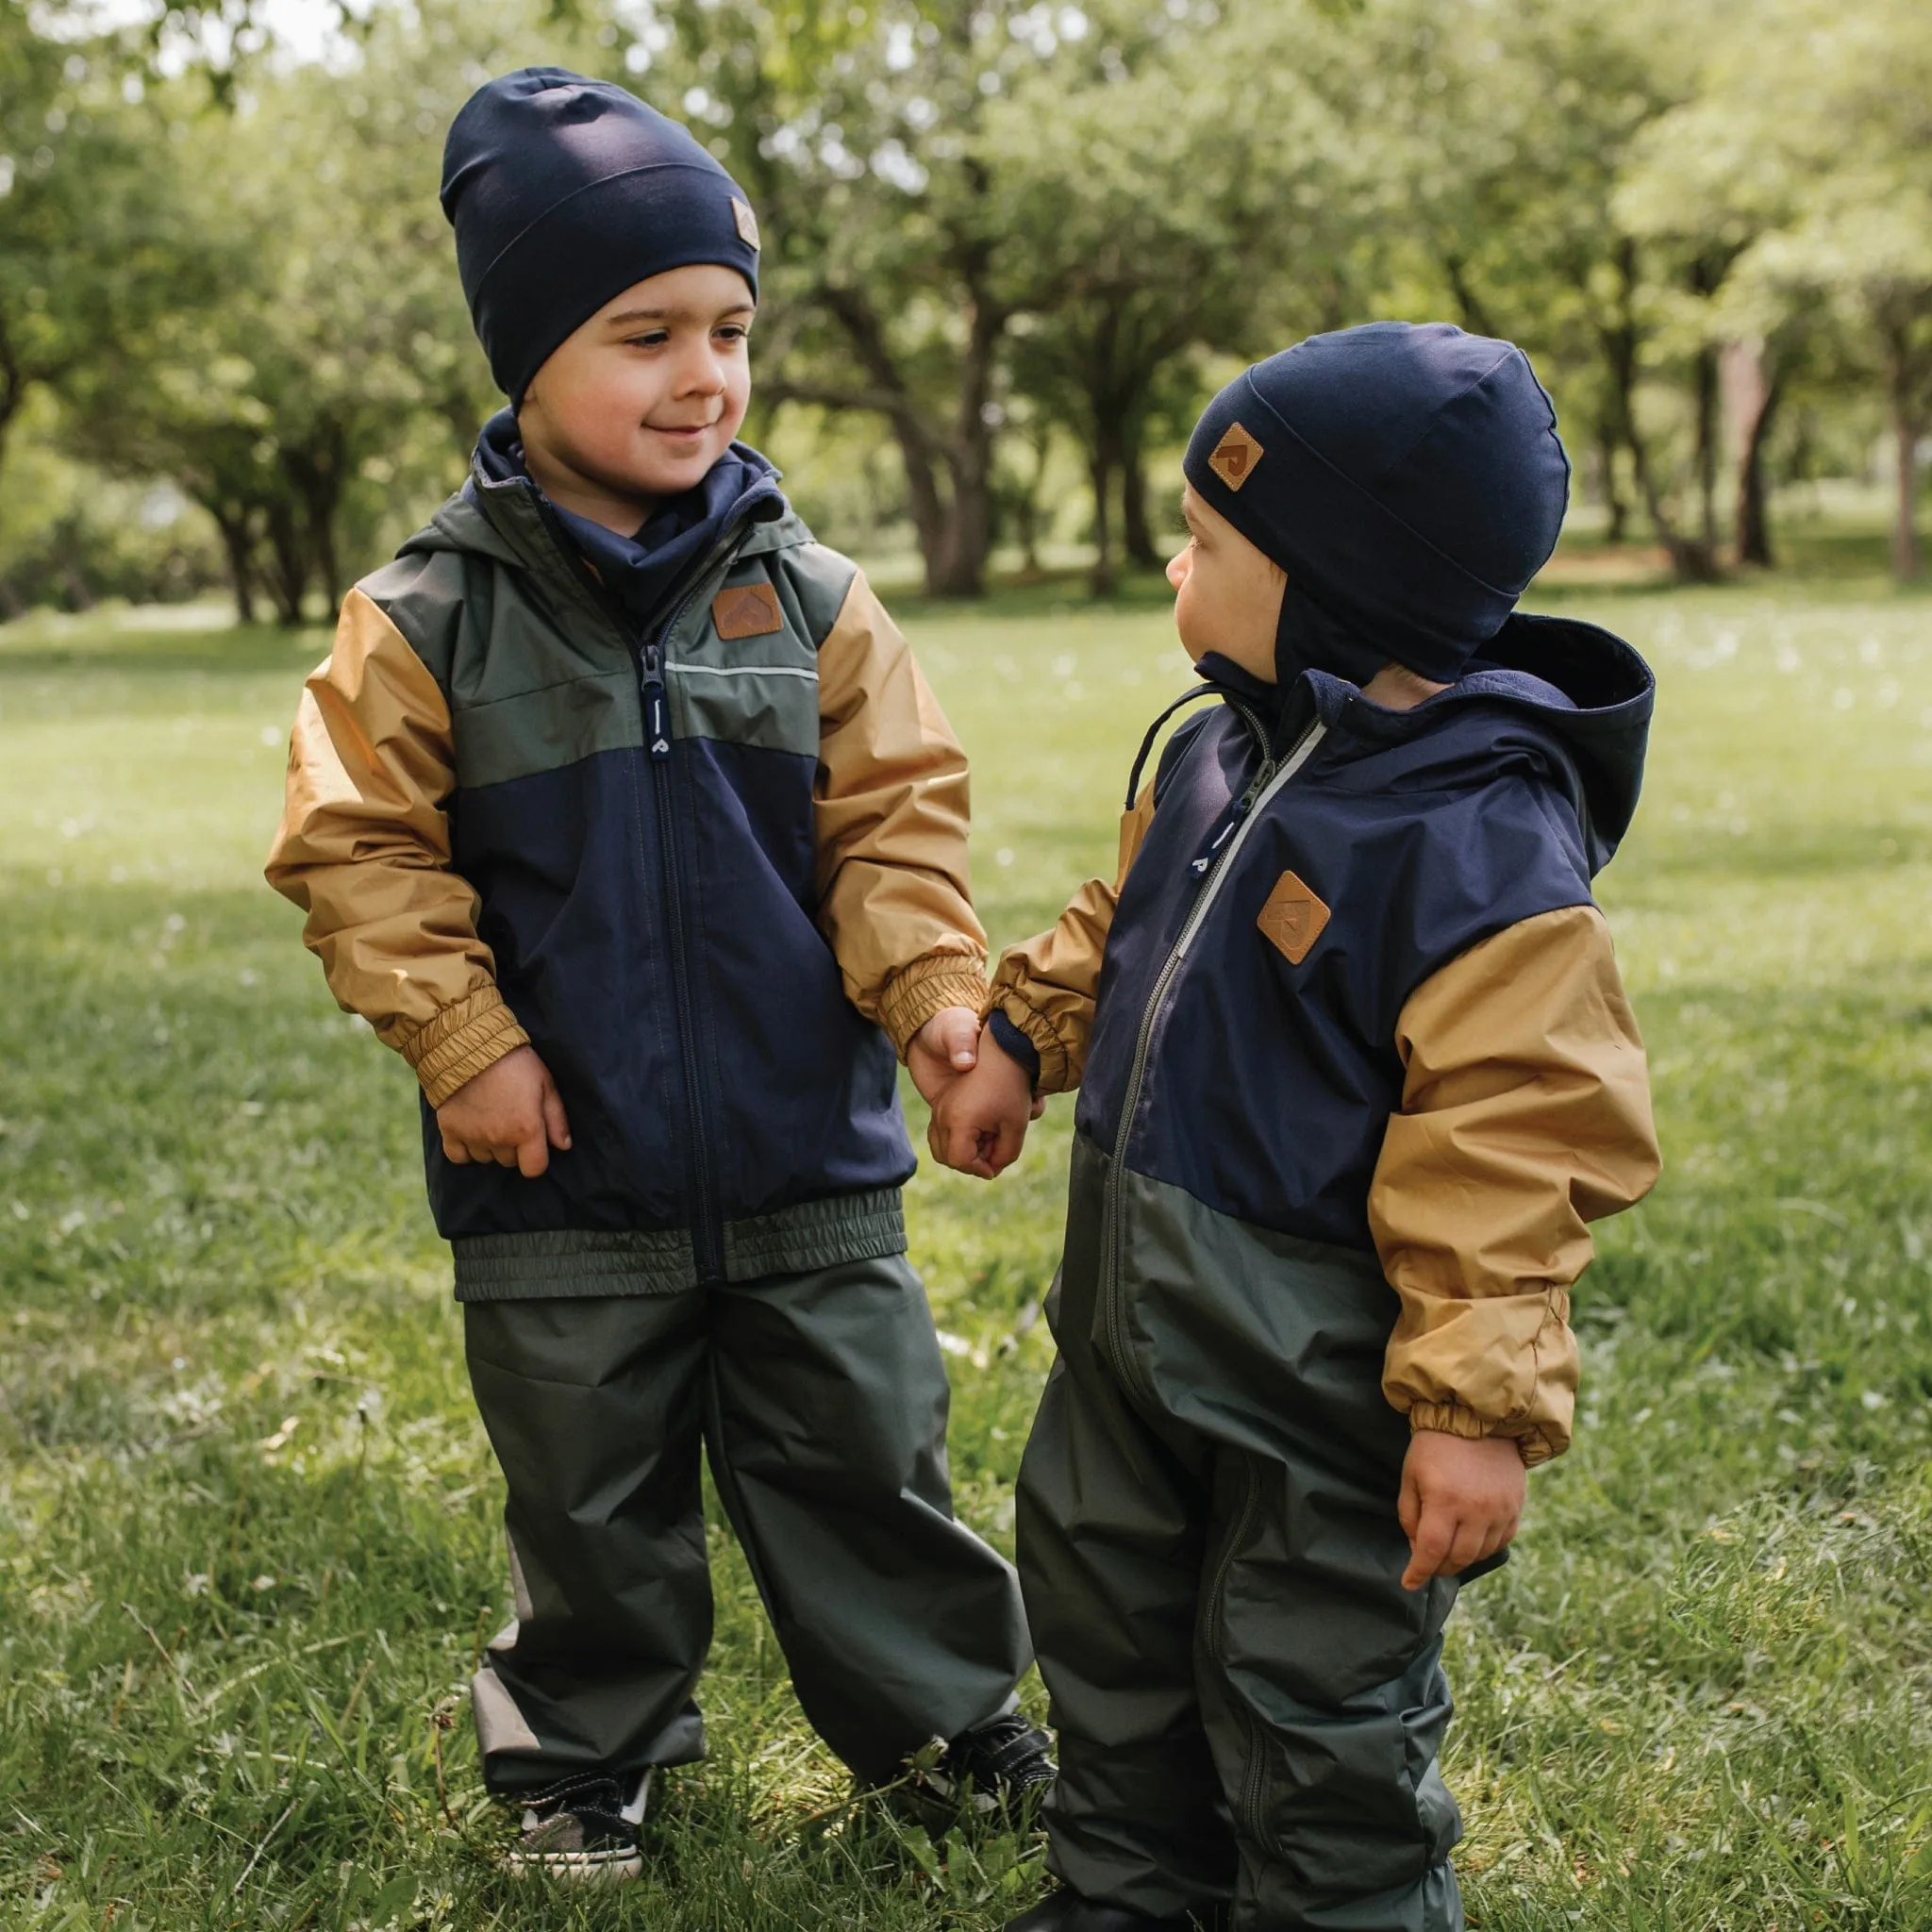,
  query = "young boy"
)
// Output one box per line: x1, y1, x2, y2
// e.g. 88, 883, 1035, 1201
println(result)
933, 323, 1661, 1931
266, 68, 1048, 1879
